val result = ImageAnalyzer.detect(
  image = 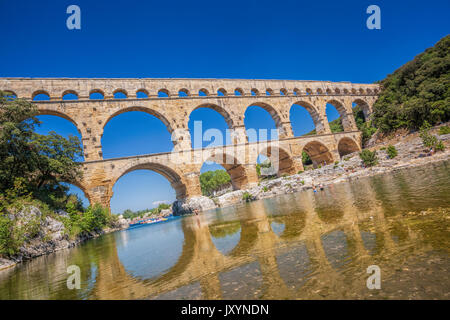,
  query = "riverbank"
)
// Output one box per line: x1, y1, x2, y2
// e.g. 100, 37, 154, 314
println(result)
178, 126, 450, 213
0, 211, 128, 272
